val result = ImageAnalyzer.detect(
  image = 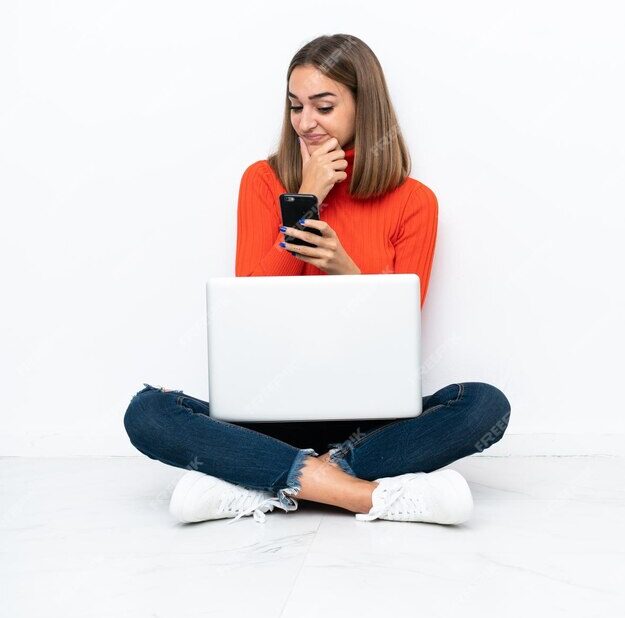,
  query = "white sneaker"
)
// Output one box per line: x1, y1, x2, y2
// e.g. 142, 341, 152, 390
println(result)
169, 470, 287, 525
355, 469, 473, 524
